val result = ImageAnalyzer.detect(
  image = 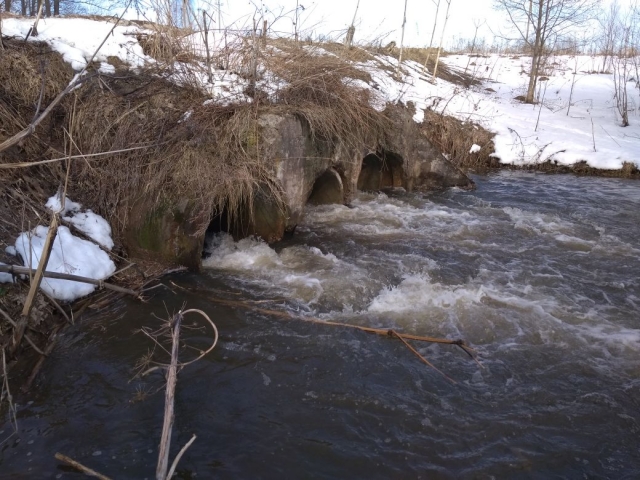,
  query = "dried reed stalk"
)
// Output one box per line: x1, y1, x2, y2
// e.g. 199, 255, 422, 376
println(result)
54, 453, 112, 480
156, 312, 181, 480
